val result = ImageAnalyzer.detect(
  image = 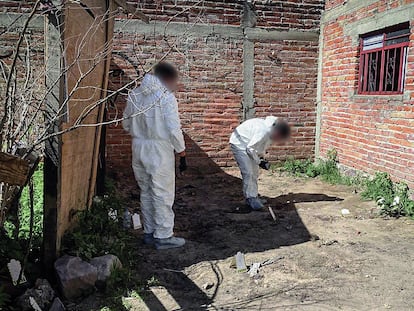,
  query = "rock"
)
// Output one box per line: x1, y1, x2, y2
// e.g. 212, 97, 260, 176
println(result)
322, 239, 339, 246
54, 255, 97, 300
49, 297, 66, 311
35, 279, 55, 303
202, 282, 214, 290
90, 254, 122, 282
310, 234, 320, 241
248, 262, 261, 277
16, 279, 55, 311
